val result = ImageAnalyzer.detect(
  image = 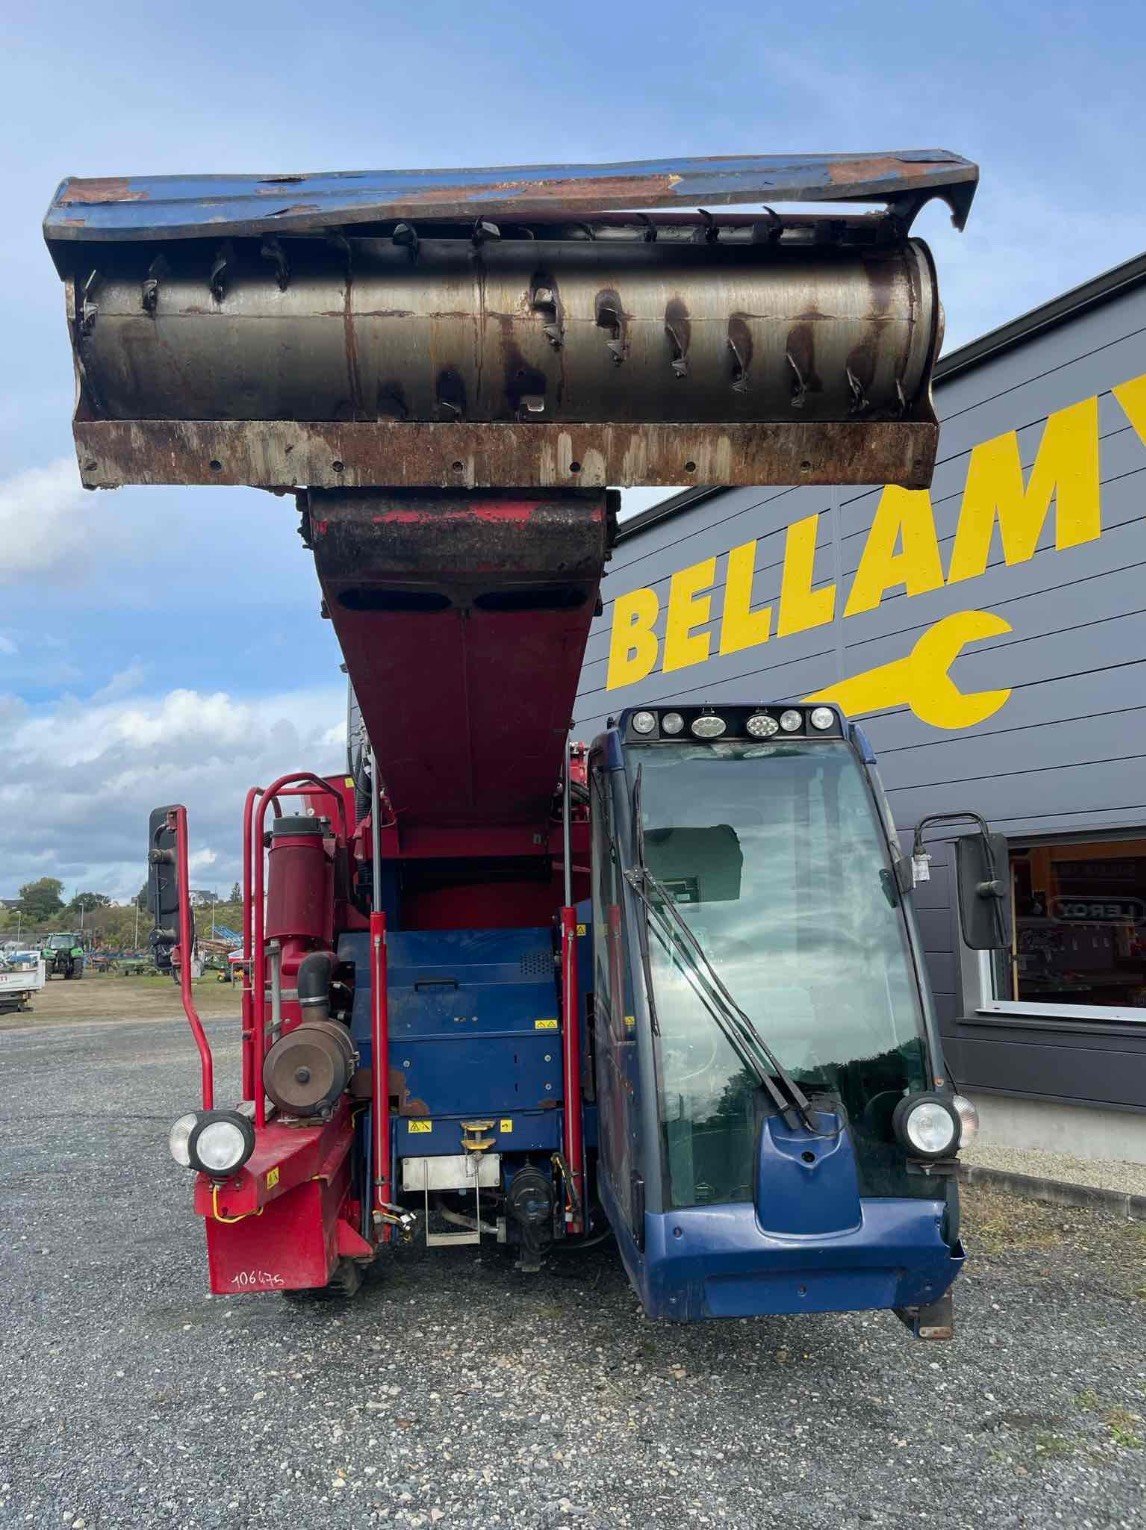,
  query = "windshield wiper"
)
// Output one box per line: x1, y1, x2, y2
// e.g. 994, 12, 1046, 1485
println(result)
624, 861, 817, 1134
